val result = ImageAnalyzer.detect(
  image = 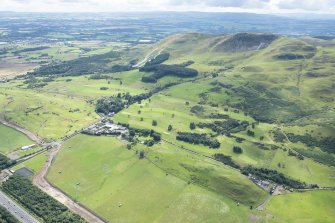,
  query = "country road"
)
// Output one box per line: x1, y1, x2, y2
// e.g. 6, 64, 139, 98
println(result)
0, 190, 40, 223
